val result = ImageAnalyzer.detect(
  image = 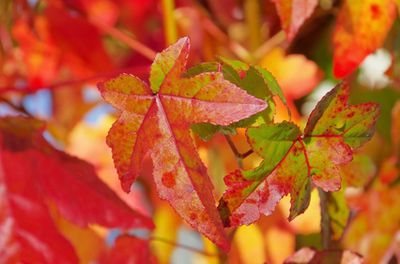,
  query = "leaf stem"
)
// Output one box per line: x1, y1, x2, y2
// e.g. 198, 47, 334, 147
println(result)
0, 97, 32, 117
224, 135, 253, 168
253, 30, 285, 62
162, 0, 178, 45
0, 66, 150, 94
149, 236, 221, 257
244, 0, 261, 51
90, 19, 157, 61
201, 18, 253, 62
318, 188, 332, 249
